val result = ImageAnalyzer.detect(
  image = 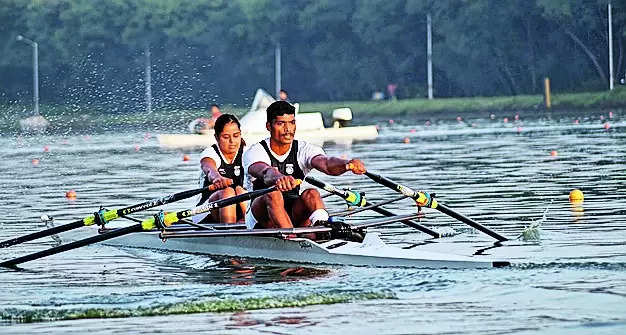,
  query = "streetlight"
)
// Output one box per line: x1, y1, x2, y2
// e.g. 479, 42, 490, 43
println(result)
16, 35, 39, 116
